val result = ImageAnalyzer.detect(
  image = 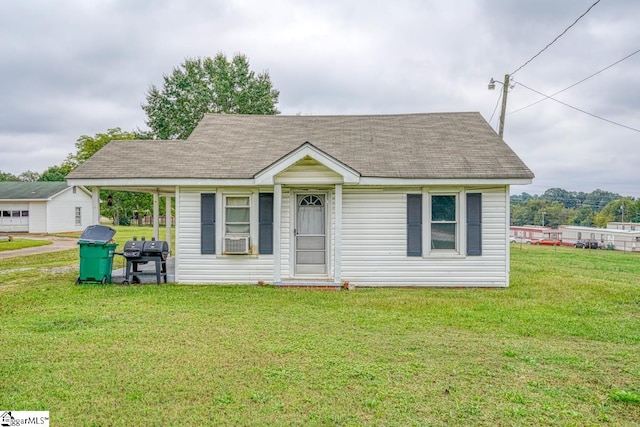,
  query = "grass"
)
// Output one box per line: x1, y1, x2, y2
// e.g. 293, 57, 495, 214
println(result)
0, 244, 639, 425
0, 238, 51, 252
